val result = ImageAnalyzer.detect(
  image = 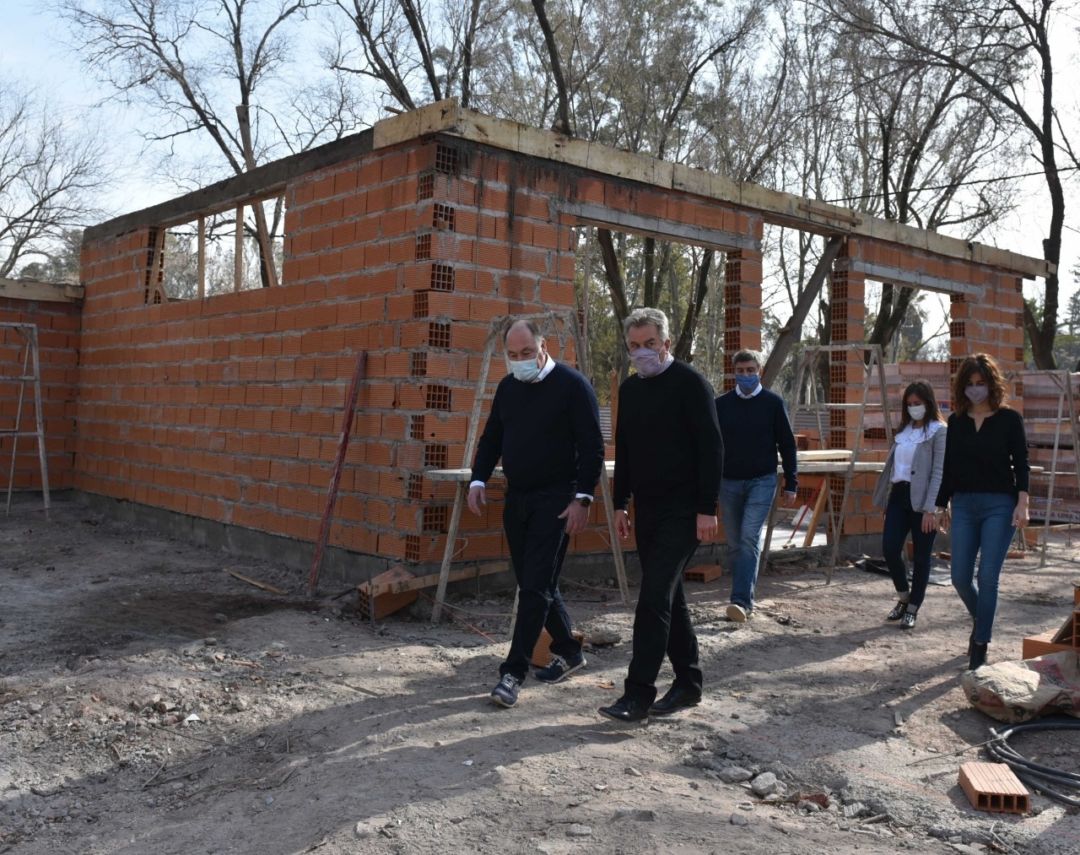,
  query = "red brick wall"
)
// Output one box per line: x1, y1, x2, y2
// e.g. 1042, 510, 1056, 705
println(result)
0, 298, 80, 492
74, 136, 770, 567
